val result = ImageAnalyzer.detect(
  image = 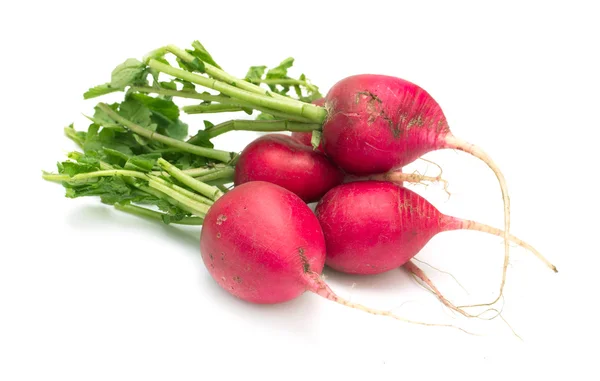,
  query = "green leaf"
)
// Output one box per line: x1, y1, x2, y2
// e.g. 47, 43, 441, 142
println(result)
57, 159, 100, 177
111, 58, 146, 89
266, 57, 294, 79
177, 56, 205, 73
103, 147, 131, 162
311, 130, 322, 150
161, 212, 190, 224
83, 83, 120, 99
84, 105, 124, 131
190, 40, 221, 69
164, 119, 188, 140
133, 134, 150, 146
203, 120, 215, 130
121, 93, 188, 140
174, 79, 196, 91
63, 176, 134, 205
130, 93, 180, 121
186, 129, 214, 148
118, 97, 153, 129
64, 124, 87, 147
159, 81, 178, 90
255, 112, 276, 120
245, 65, 266, 82
172, 153, 208, 169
